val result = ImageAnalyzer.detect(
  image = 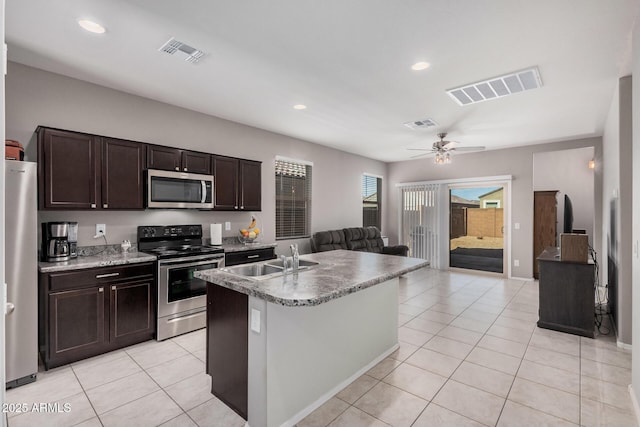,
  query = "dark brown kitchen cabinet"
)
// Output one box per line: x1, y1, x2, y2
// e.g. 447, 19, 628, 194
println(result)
225, 247, 276, 266
38, 128, 100, 209
212, 156, 262, 211
102, 138, 145, 209
147, 145, 211, 174
39, 262, 155, 369
37, 127, 145, 210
